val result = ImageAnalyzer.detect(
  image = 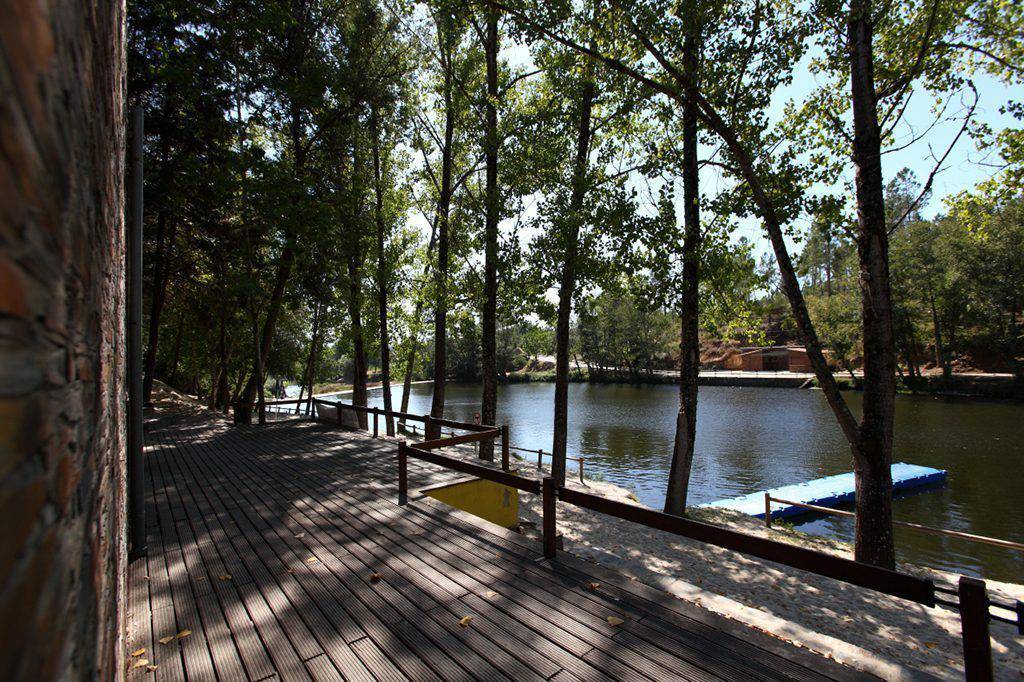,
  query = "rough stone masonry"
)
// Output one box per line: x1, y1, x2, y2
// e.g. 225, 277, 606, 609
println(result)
0, 0, 128, 679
